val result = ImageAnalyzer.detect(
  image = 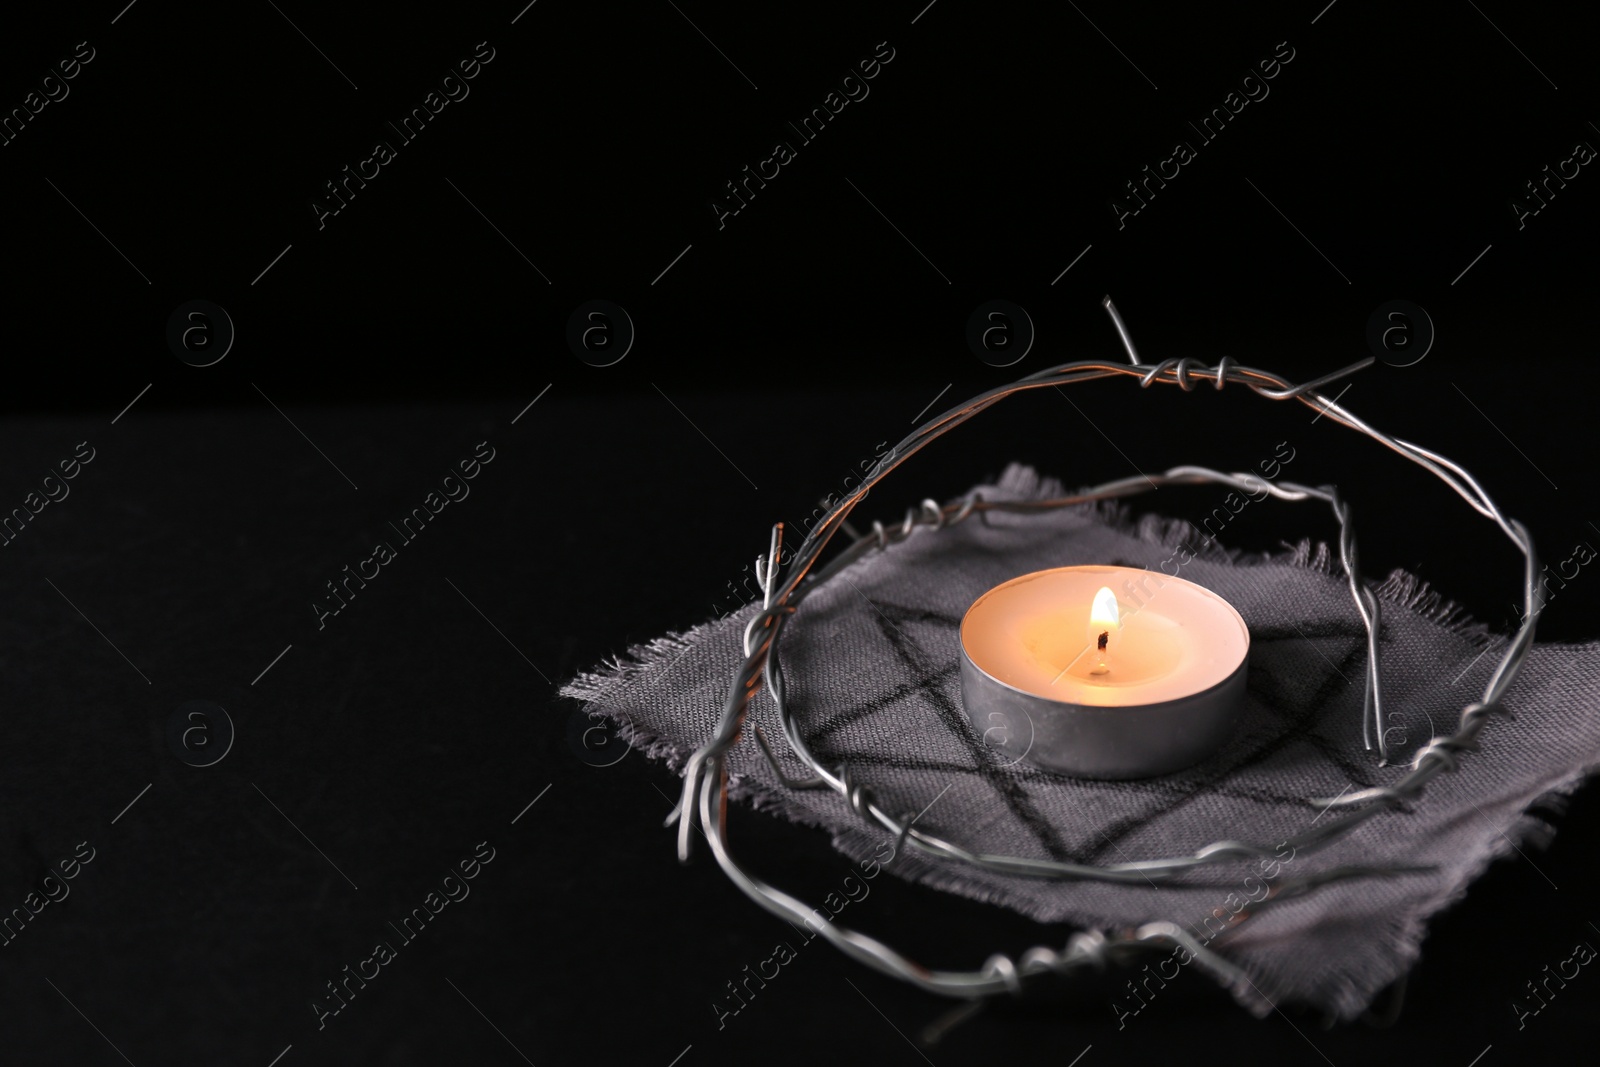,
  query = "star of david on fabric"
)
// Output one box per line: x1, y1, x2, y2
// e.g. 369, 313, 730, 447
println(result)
796, 586, 1384, 868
